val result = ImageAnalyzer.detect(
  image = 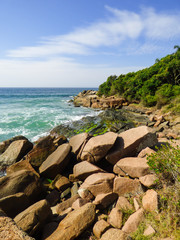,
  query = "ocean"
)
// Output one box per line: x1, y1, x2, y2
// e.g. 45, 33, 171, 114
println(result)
0, 88, 99, 142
